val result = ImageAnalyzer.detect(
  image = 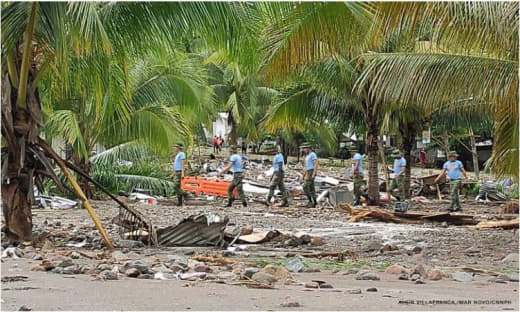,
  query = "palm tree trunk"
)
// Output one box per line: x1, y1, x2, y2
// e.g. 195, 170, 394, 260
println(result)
400, 127, 416, 199
2, 3, 39, 241
366, 124, 380, 205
